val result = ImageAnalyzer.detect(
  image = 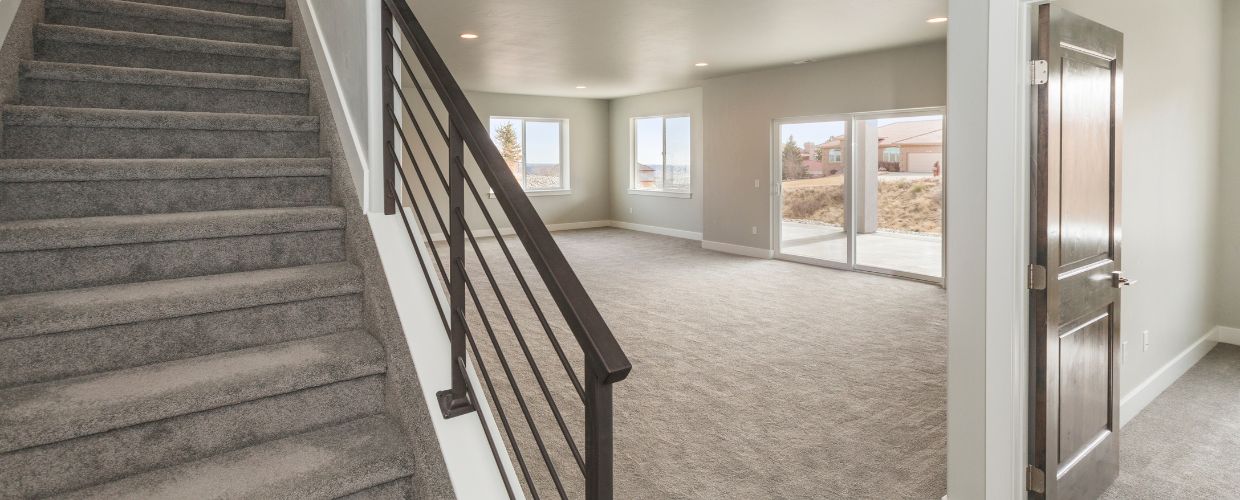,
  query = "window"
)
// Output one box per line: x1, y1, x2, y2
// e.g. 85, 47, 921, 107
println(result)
828, 148, 842, 163
489, 117, 568, 192
631, 115, 691, 194
882, 147, 901, 163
